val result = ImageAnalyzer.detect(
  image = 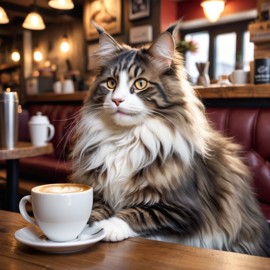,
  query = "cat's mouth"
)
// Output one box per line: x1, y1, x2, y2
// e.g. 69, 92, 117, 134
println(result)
114, 108, 138, 116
